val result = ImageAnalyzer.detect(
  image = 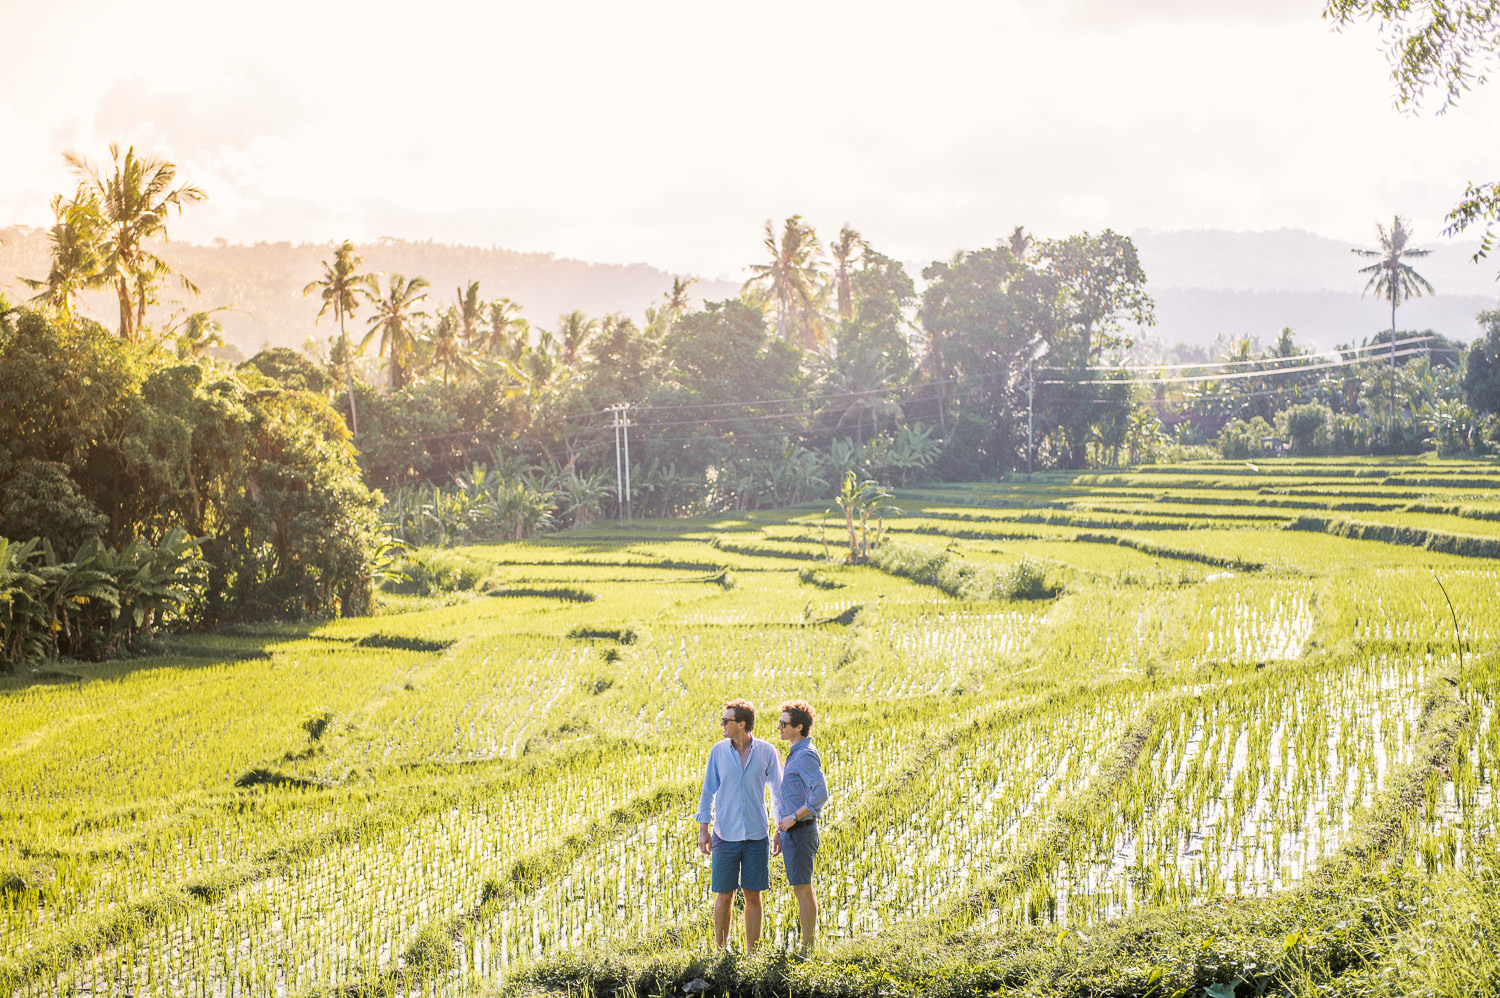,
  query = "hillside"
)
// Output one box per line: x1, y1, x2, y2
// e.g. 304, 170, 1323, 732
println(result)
1131, 228, 1500, 350
6, 225, 1499, 358
0, 227, 739, 356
